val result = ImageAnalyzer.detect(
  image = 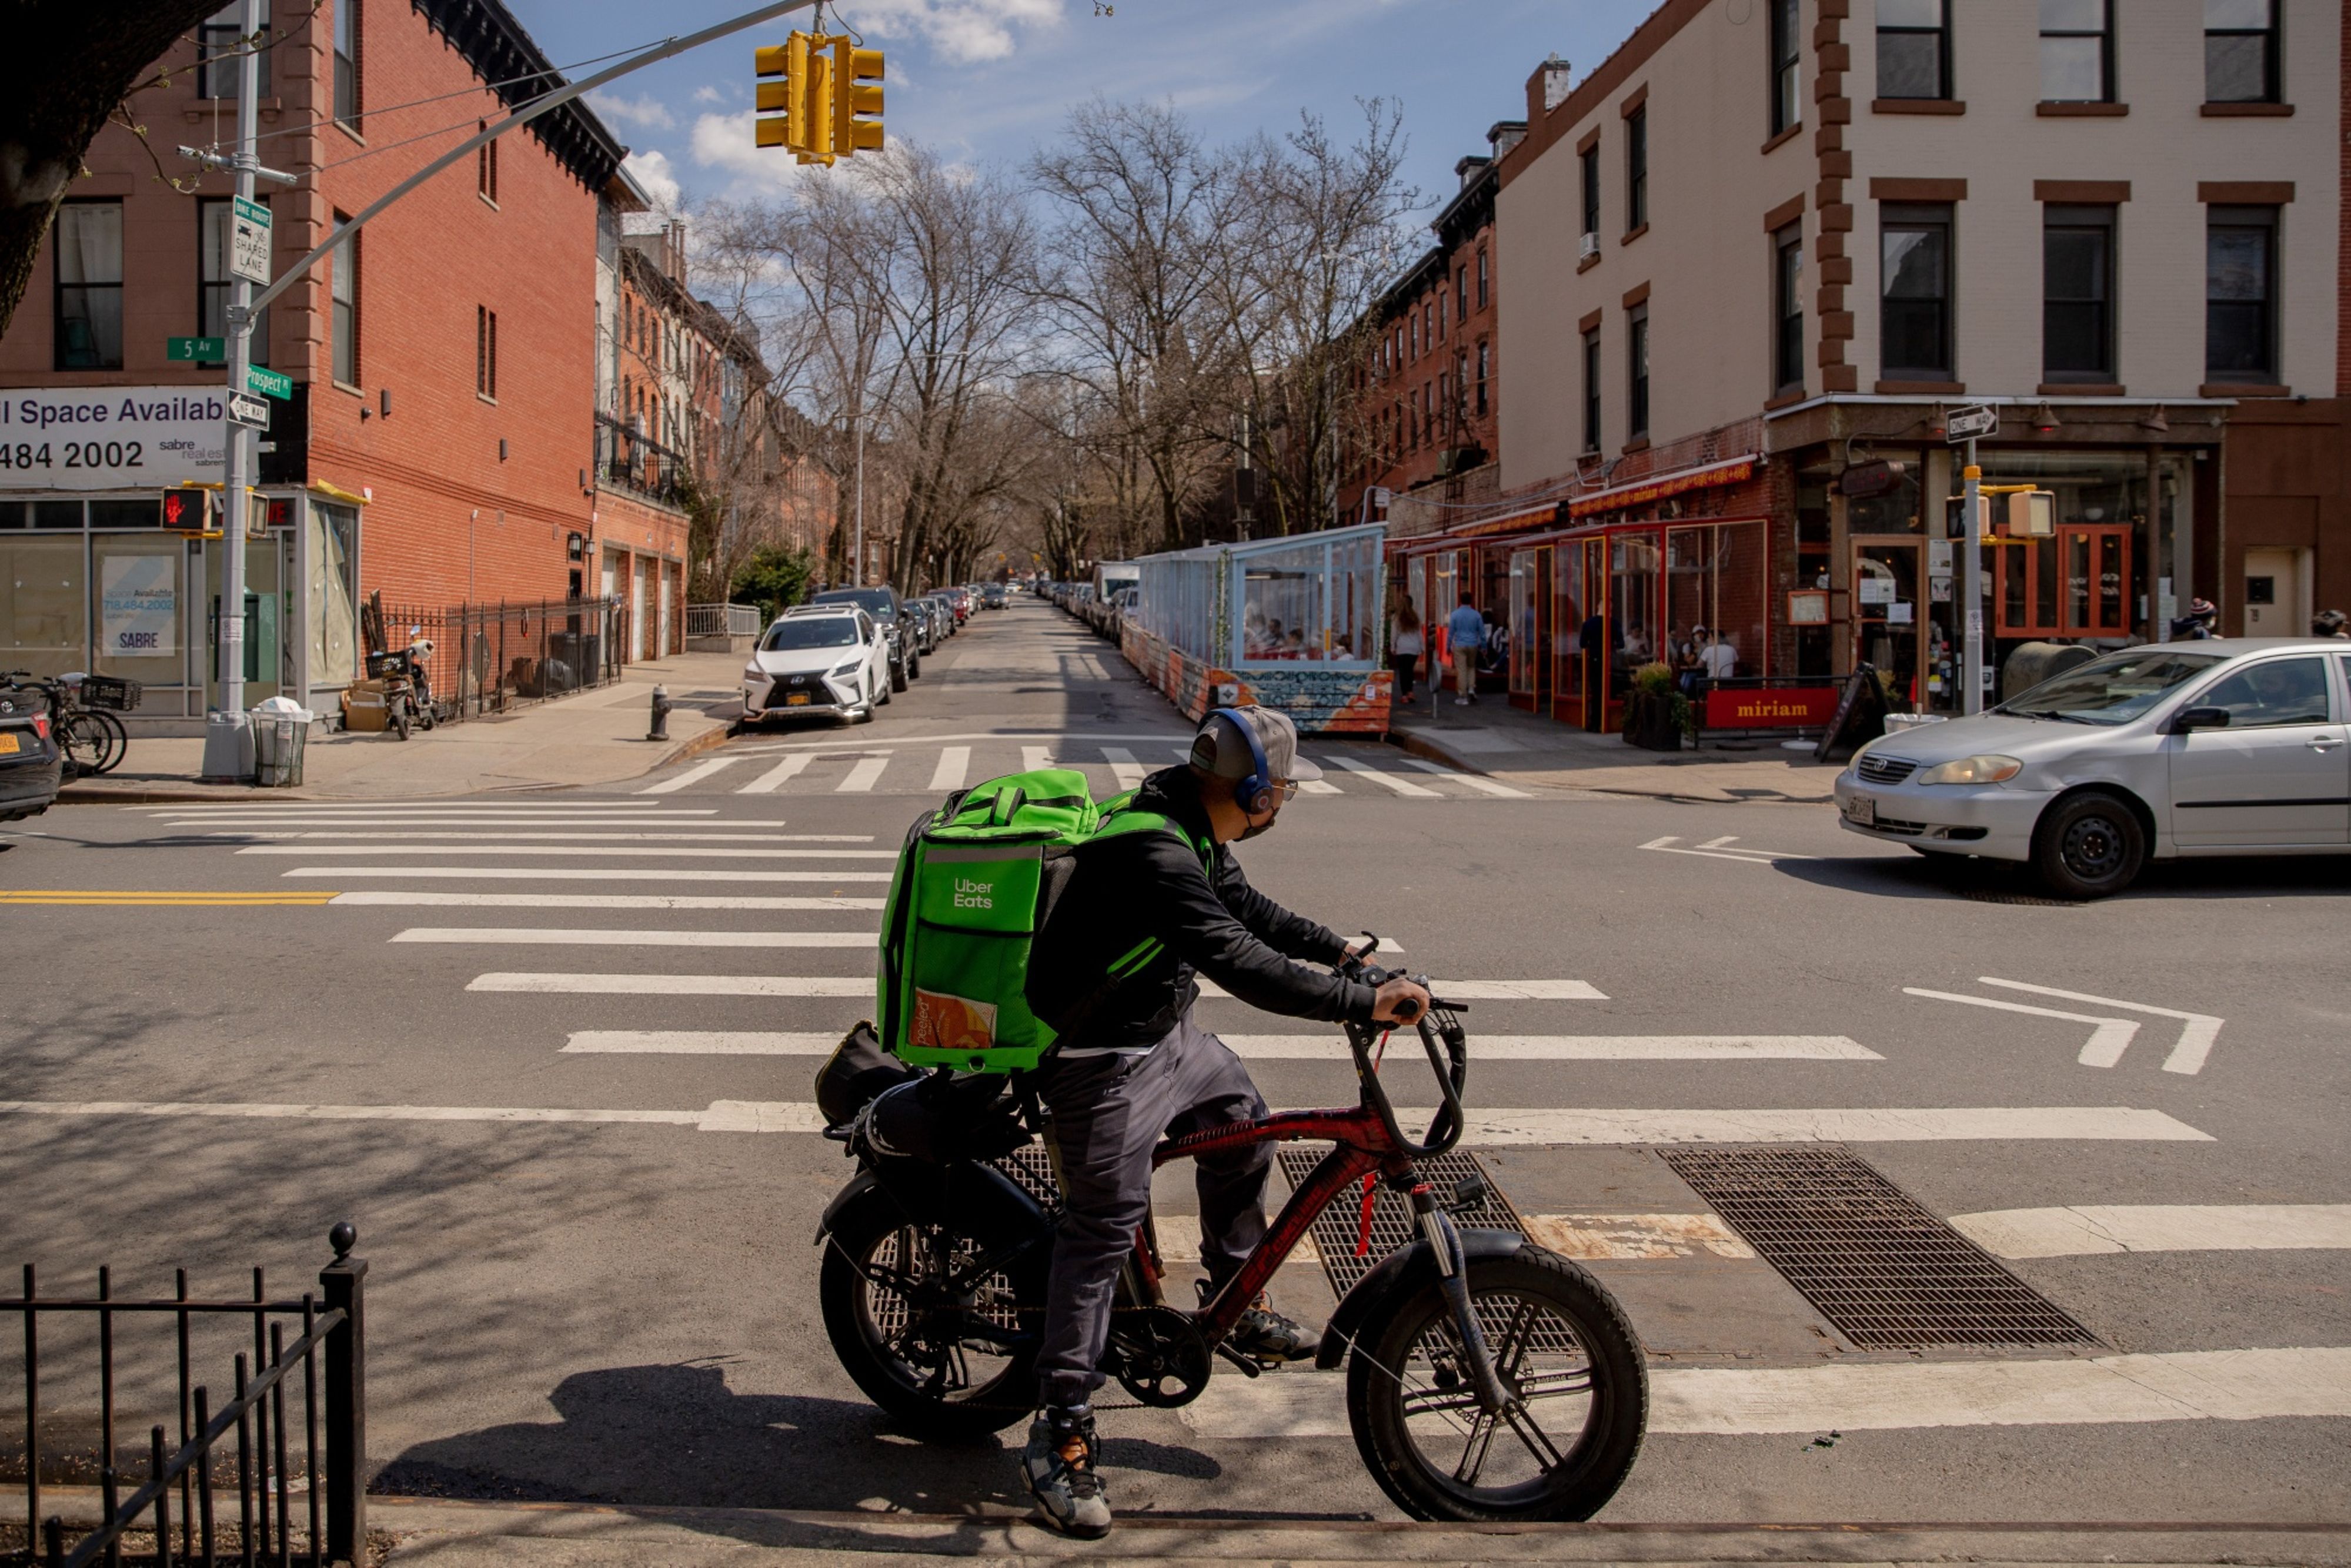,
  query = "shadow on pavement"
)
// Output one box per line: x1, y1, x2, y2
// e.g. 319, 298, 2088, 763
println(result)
375, 1362, 1218, 1513
1774, 848, 2351, 903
